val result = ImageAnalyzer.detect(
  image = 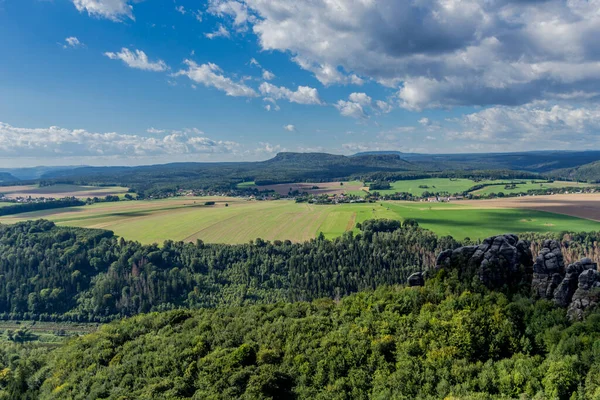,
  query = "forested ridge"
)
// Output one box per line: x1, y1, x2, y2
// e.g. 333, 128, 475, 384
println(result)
4, 266, 600, 399
3, 221, 600, 398
0, 220, 459, 322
